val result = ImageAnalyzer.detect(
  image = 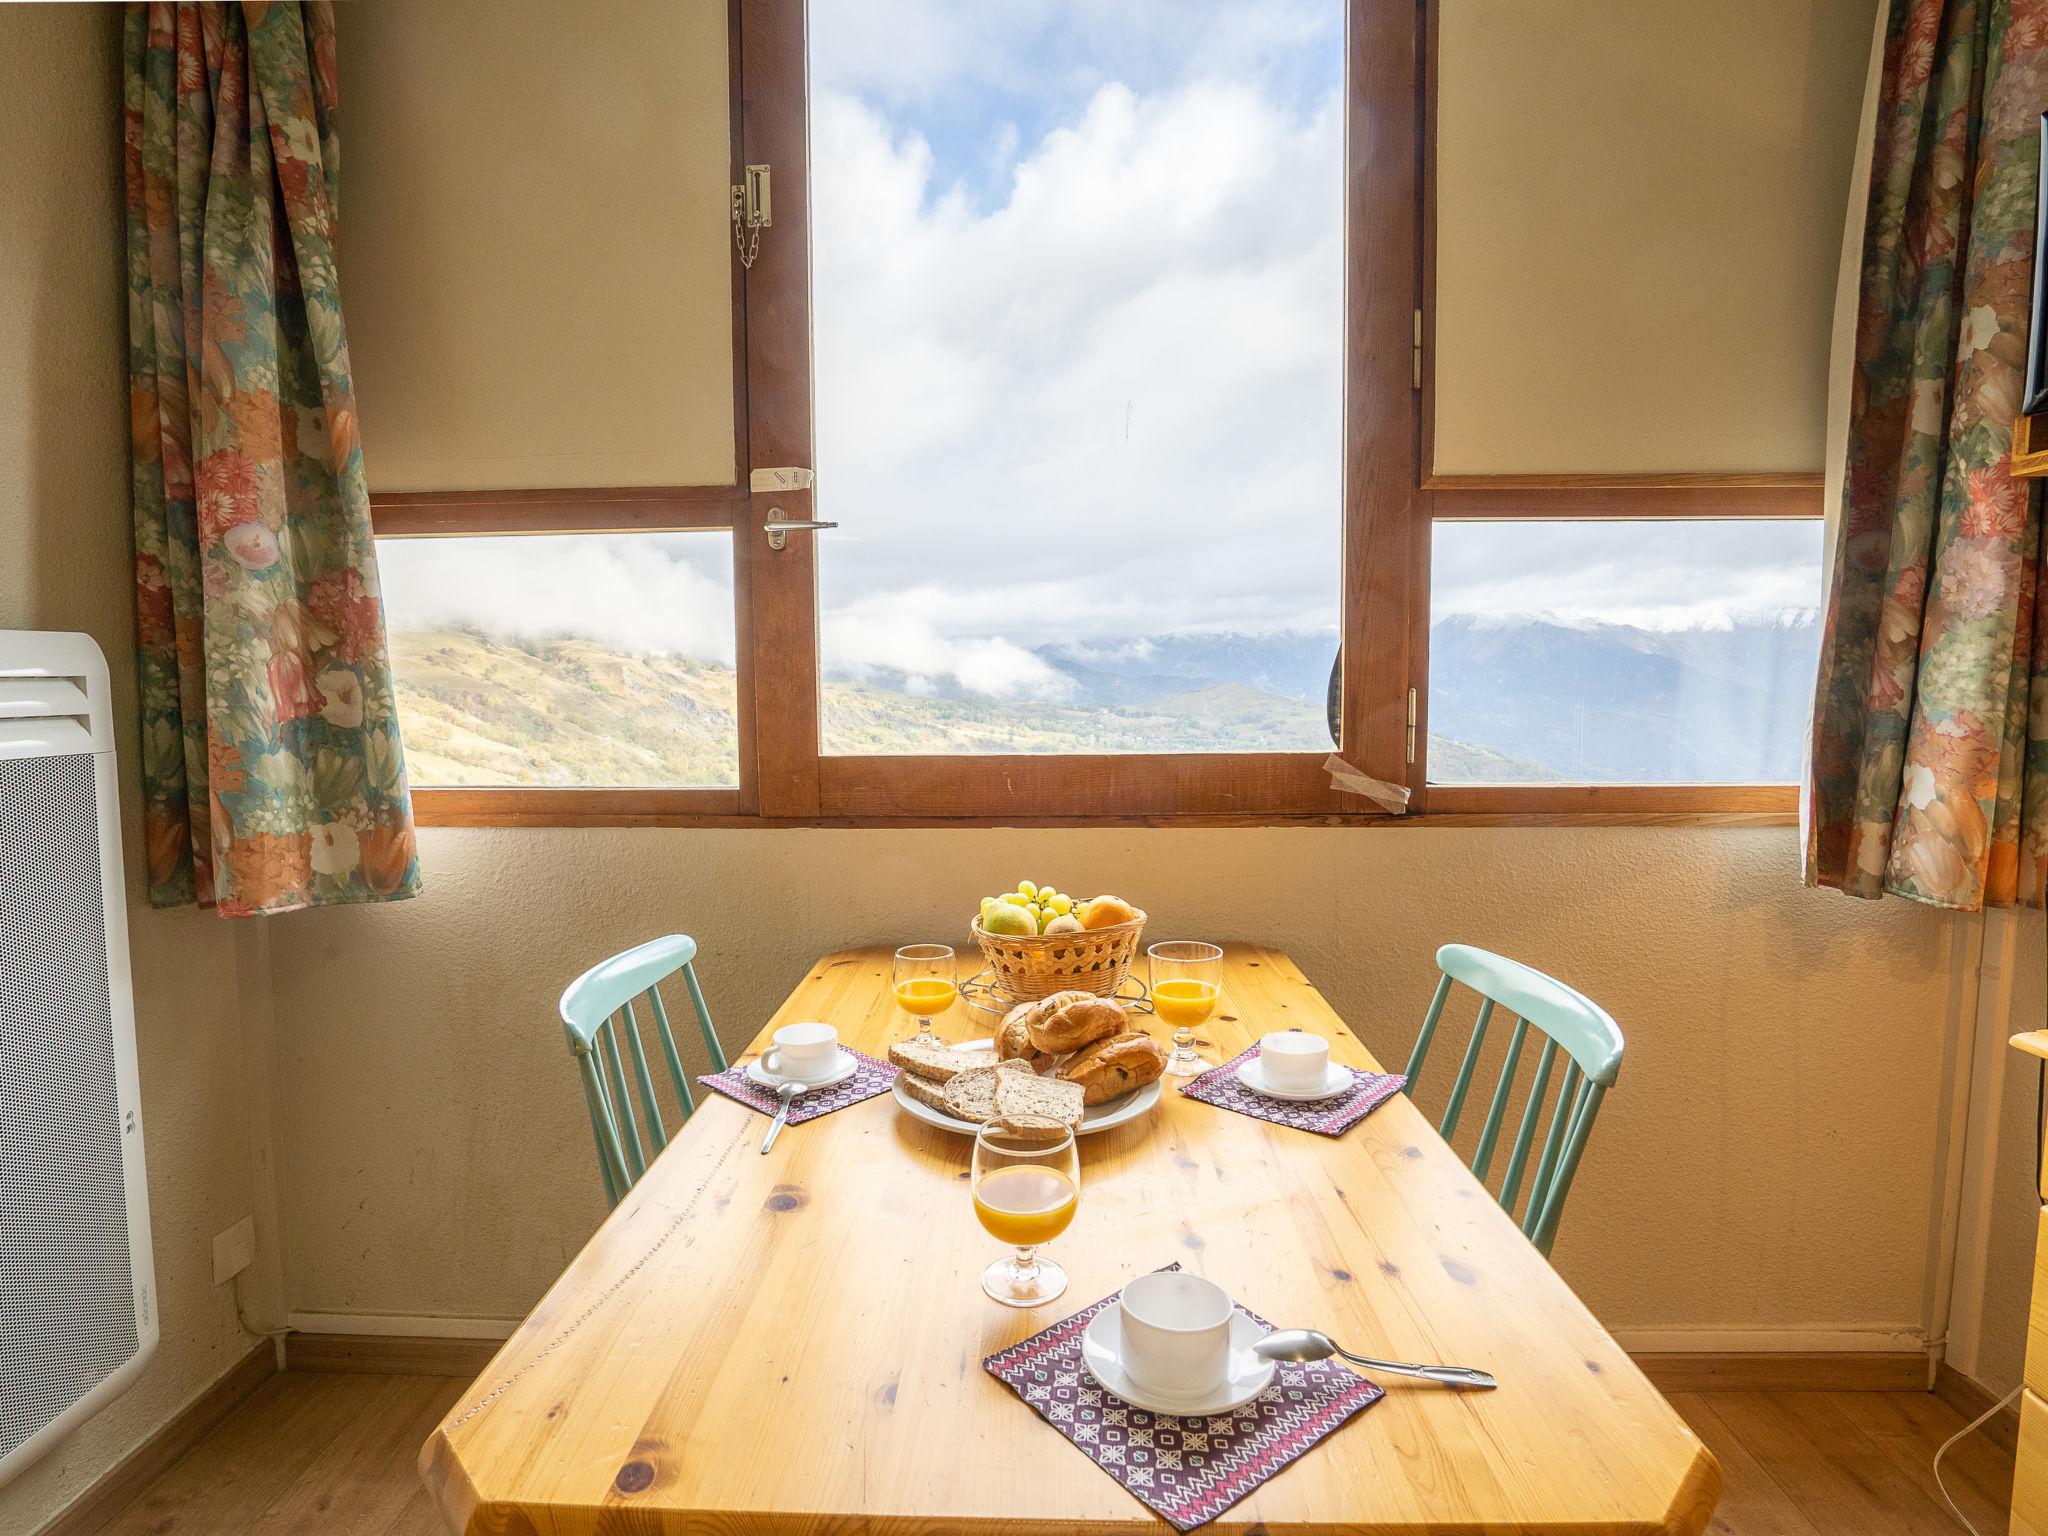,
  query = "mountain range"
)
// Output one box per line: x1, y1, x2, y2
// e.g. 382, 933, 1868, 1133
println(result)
388, 611, 1819, 788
